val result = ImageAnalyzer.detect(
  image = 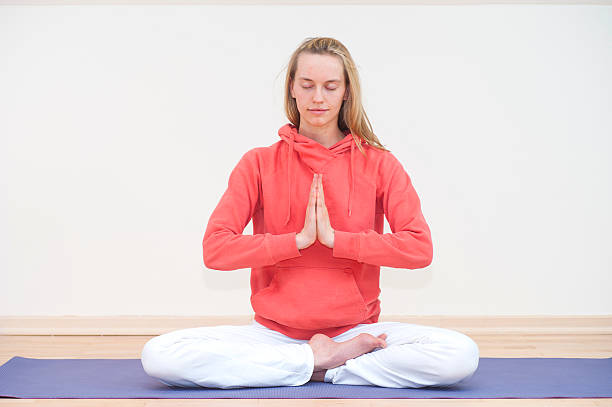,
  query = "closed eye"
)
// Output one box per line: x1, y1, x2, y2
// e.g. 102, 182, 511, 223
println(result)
302, 86, 337, 90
